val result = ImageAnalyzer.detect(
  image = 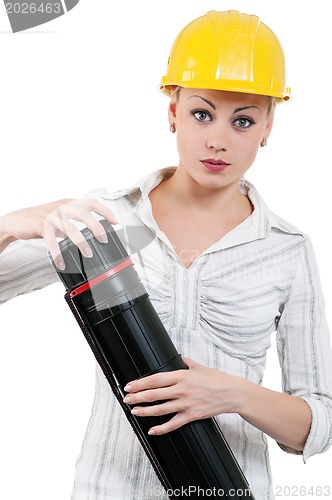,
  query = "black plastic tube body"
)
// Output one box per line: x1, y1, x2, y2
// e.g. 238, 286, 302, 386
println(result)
54, 221, 255, 499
